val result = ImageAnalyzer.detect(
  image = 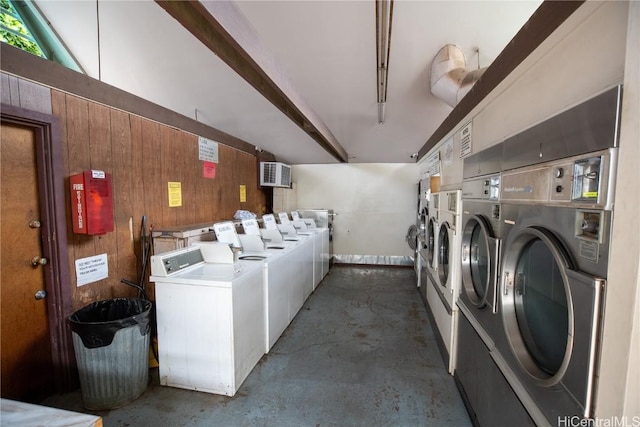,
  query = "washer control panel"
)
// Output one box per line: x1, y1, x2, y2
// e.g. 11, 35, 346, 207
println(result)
151, 246, 204, 277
